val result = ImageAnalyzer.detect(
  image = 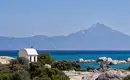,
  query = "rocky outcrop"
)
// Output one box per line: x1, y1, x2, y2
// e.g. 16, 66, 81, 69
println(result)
107, 57, 113, 62
78, 57, 129, 65
98, 57, 107, 62
45, 64, 51, 68
127, 58, 130, 62
0, 56, 15, 64
96, 70, 122, 80
110, 60, 118, 65
64, 69, 130, 80
110, 60, 127, 65
79, 58, 84, 62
